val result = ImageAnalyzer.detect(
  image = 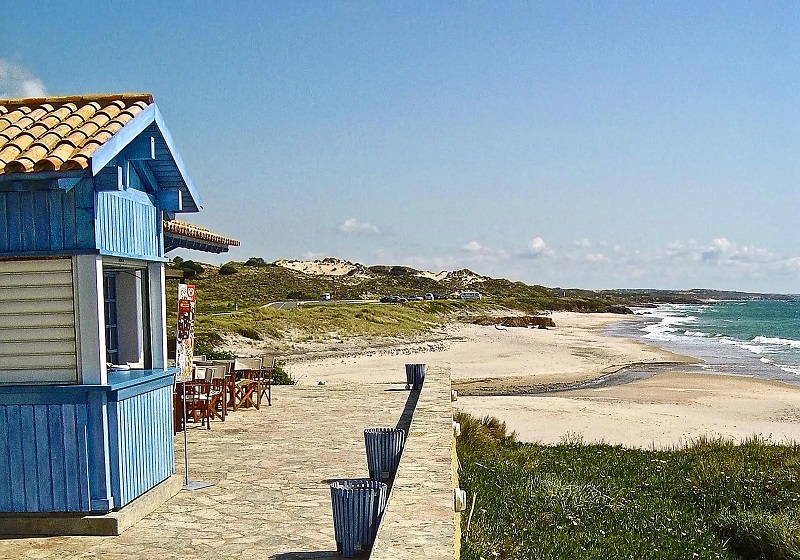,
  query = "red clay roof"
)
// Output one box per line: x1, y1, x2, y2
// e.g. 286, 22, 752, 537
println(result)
0, 93, 153, 174
163, 219, 240, 248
